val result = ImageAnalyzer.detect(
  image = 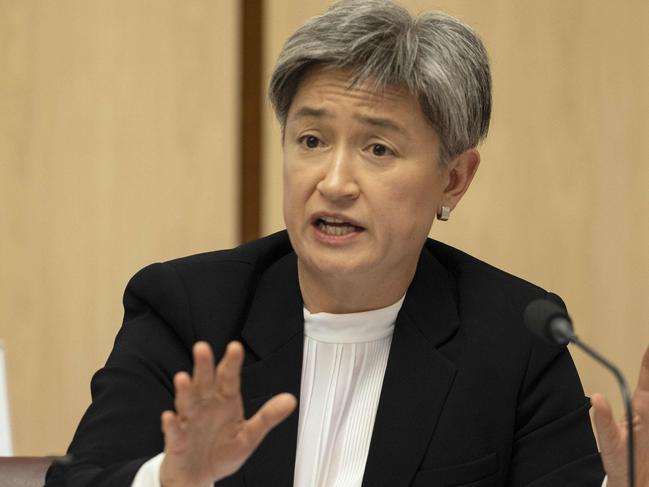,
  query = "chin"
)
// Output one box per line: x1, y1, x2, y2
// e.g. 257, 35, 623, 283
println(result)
306, 253, 372, 279
292, 231, 374, 277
